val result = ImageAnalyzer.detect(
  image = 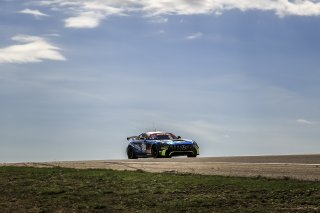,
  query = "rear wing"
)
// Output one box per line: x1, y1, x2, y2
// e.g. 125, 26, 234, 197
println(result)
127, 136, 138, 141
